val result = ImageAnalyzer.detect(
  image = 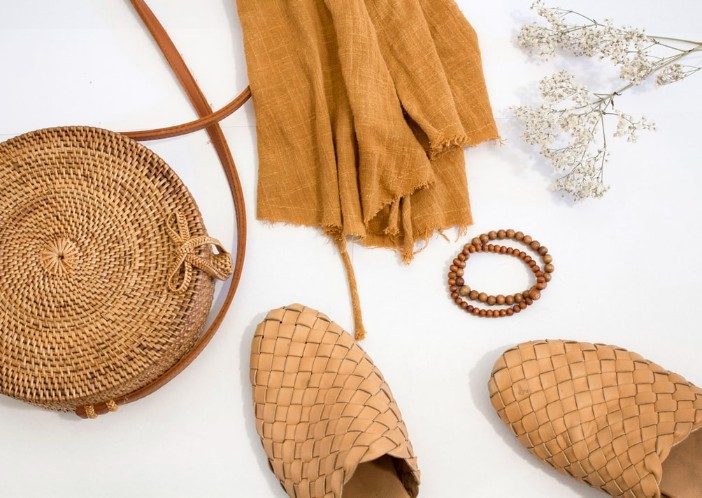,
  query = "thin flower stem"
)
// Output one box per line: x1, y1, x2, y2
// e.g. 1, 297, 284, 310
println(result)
652, 35, 702, 45
562, 25, 596, 35
653, 40, 692, 52
600, 112, 608, 153
558, 9, 600, 26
